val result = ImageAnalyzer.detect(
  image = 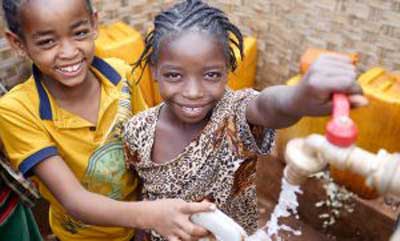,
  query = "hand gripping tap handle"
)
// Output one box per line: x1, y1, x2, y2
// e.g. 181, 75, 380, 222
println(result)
325, 93, 358, 147
299, 48, 358, 147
